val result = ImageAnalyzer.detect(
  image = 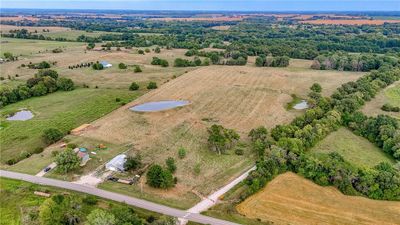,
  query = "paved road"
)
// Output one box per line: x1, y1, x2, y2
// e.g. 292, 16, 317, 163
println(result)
0, 170, 239, 225
35, 162, 57, 177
